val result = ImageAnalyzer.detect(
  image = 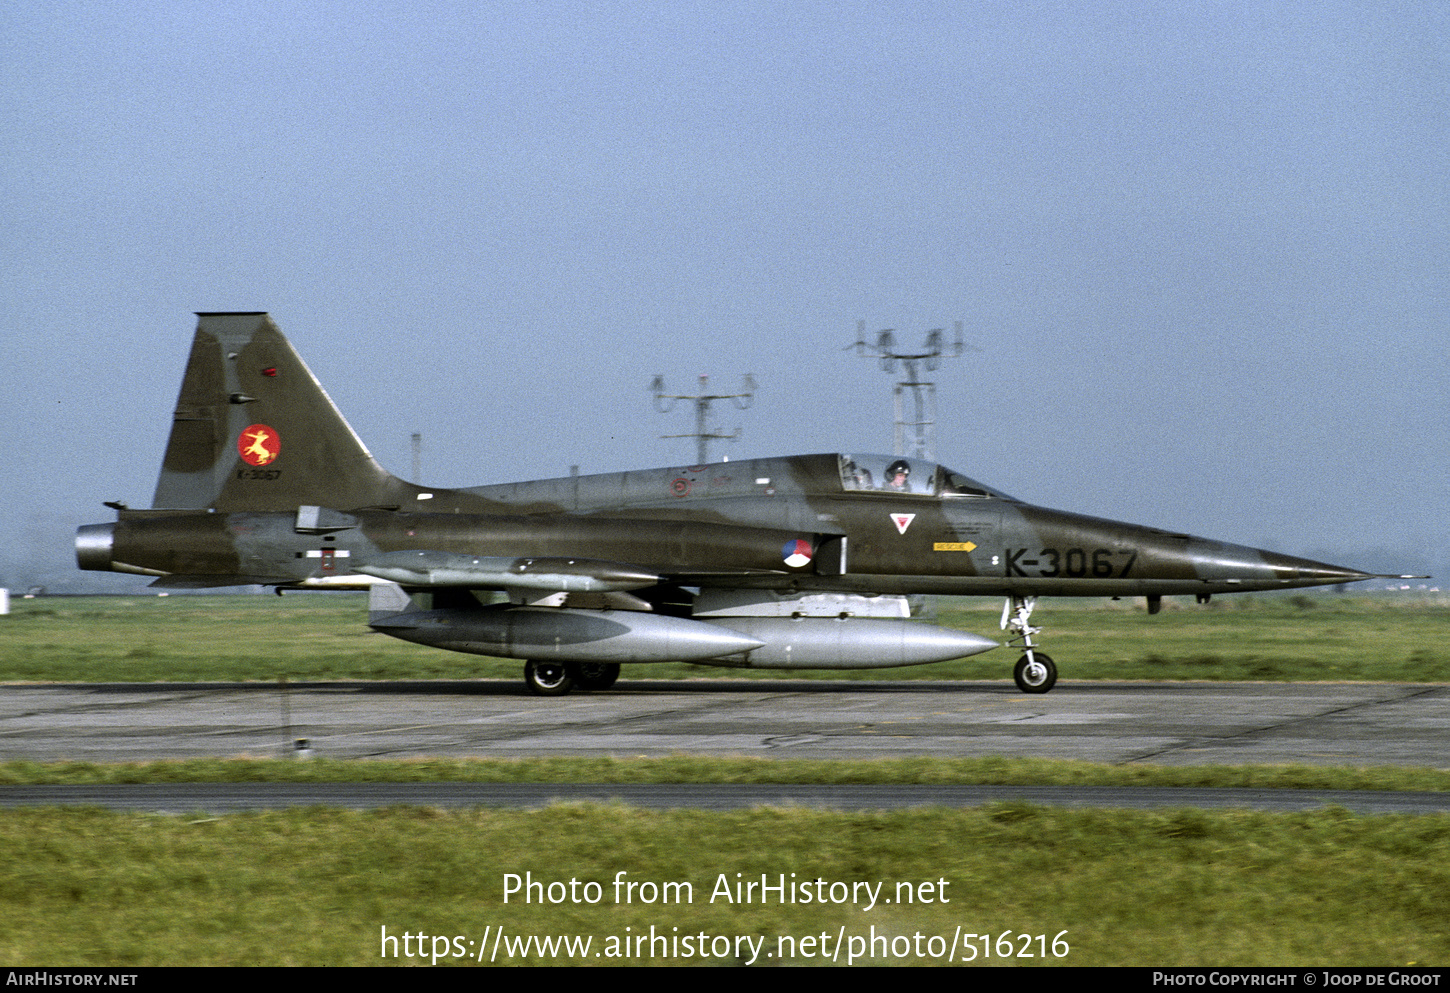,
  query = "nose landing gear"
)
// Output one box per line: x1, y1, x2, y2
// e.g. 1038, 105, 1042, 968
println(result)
1002, 595, 1057, 694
